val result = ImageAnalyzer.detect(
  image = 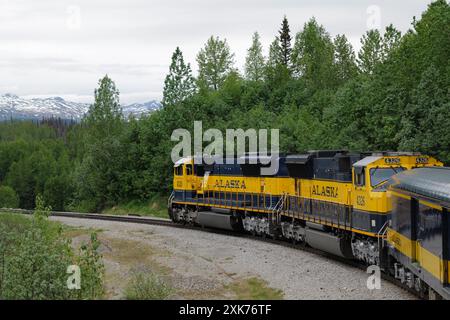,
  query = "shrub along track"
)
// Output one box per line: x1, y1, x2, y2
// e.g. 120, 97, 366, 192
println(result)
1, 208, 421, 299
